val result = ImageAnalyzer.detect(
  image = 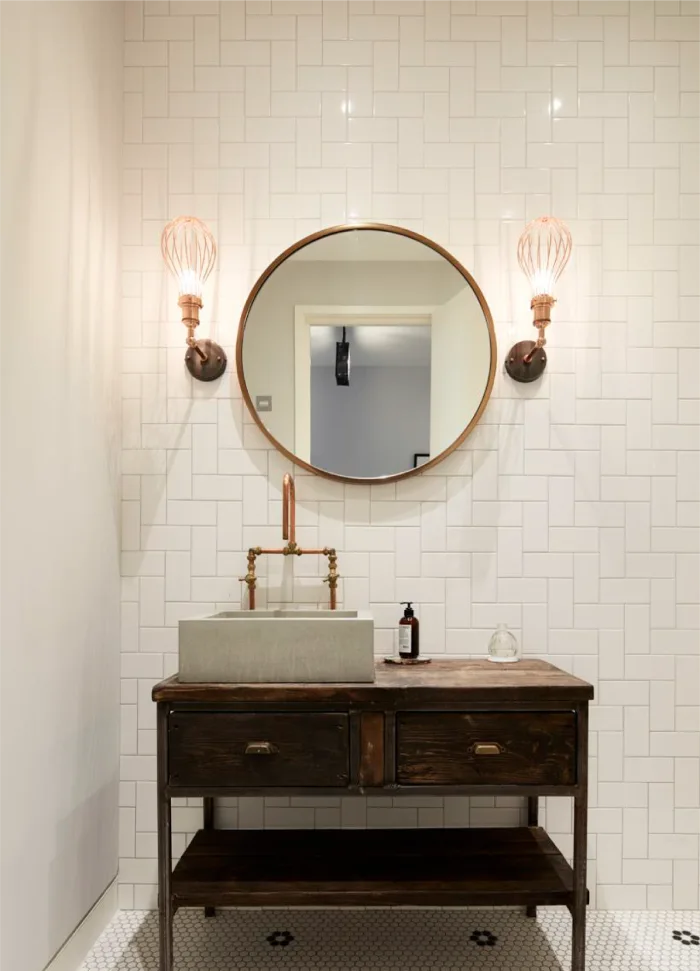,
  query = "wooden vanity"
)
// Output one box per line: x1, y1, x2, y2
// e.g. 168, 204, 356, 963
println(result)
153, 659, 593, 971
